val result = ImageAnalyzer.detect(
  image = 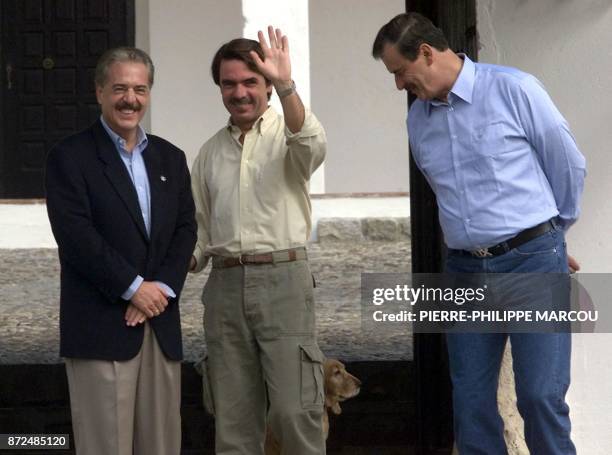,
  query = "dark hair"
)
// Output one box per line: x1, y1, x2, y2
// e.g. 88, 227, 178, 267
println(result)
211, 38, 268, 86
372, 12, 449, 61
95, 47, 154, 87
